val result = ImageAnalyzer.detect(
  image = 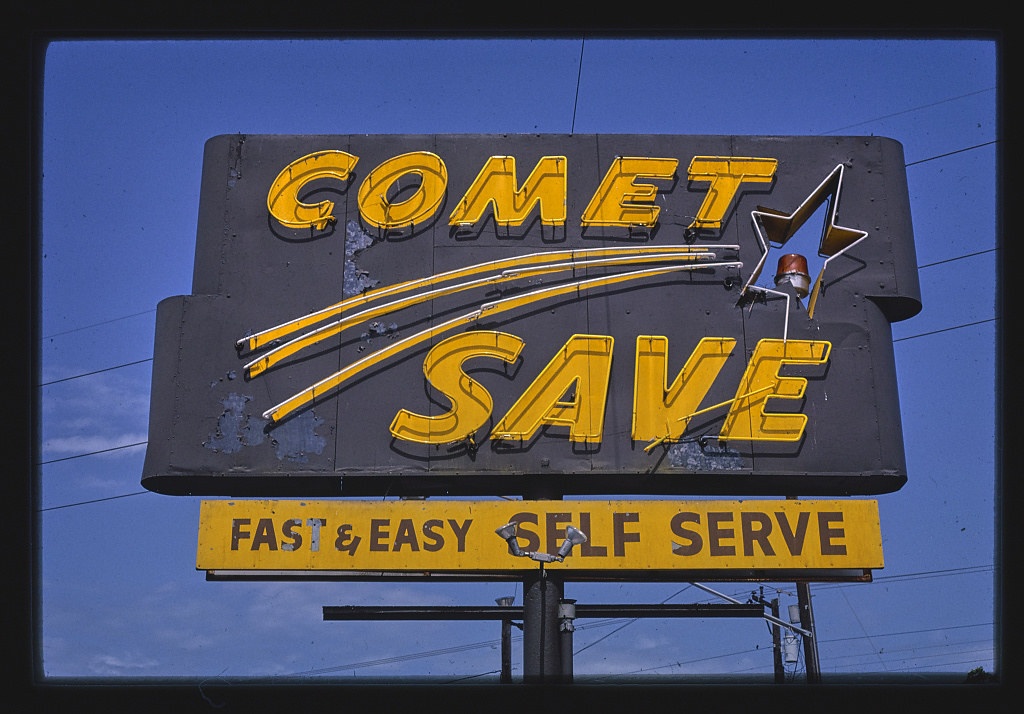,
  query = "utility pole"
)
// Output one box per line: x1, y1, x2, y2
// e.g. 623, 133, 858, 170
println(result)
796, 582, 821, 683
770, 597, 784, 683
753, 587, 786, 683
